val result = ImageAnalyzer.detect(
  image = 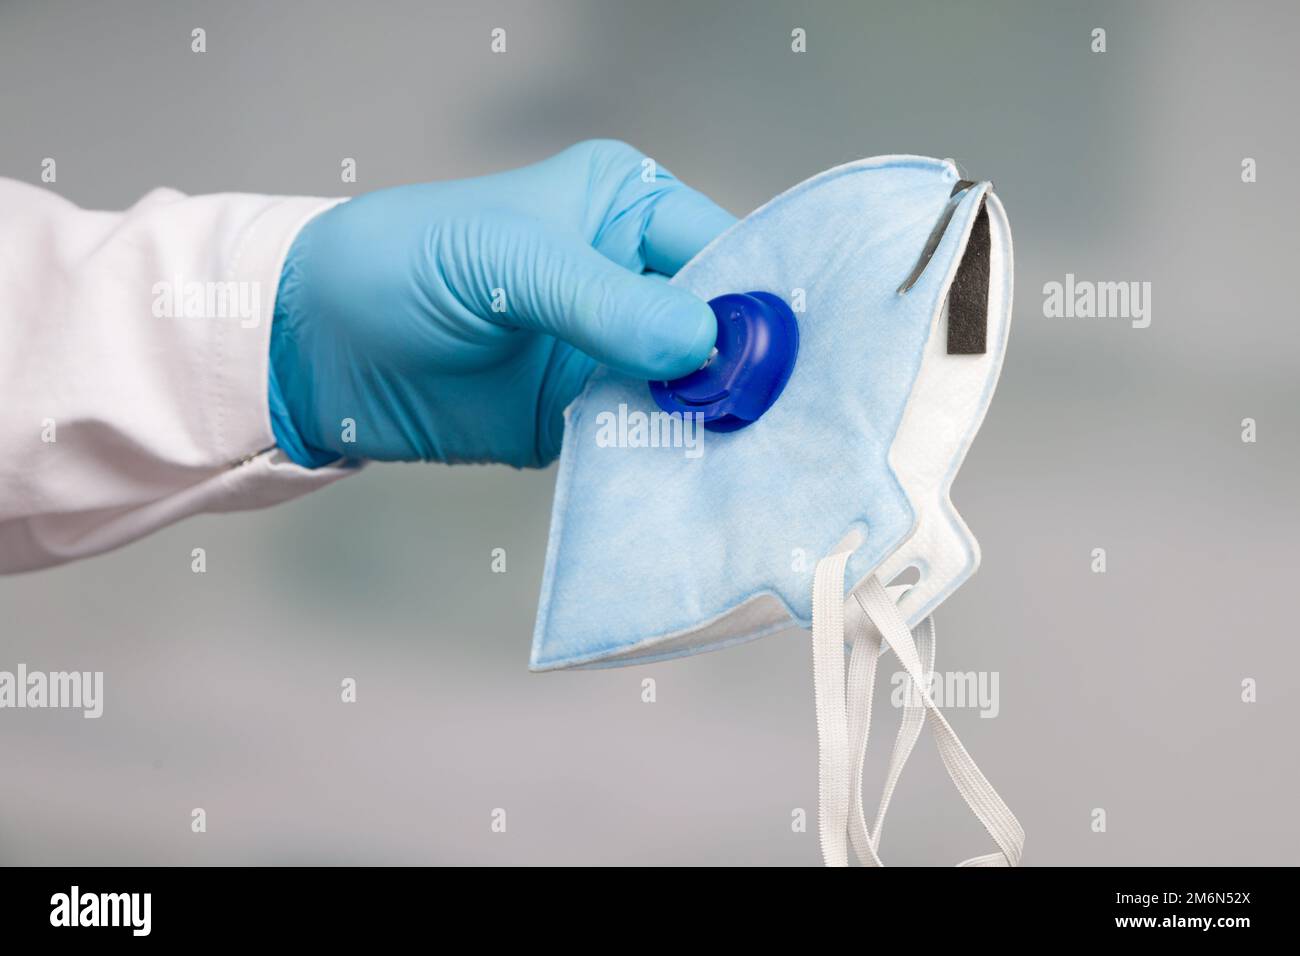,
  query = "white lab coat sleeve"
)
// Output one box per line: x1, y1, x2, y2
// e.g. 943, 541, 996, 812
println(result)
0, 177, 361, 574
